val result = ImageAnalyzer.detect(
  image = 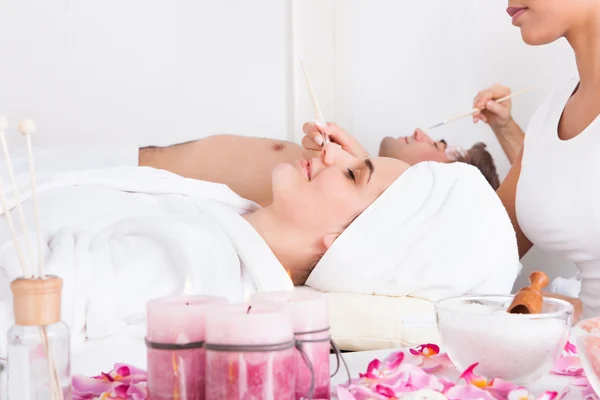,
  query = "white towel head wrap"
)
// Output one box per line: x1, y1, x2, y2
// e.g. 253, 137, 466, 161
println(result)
306, 161, 520, 301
